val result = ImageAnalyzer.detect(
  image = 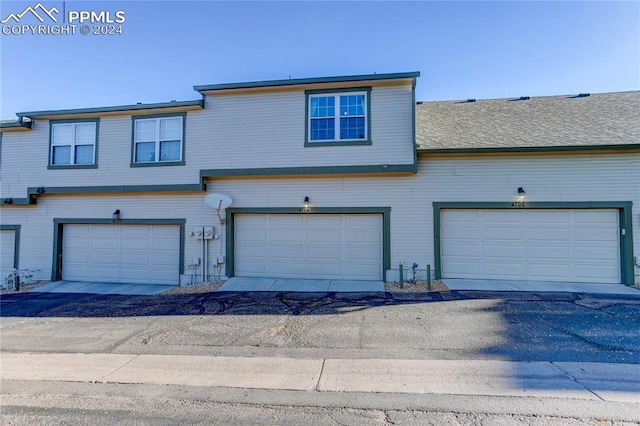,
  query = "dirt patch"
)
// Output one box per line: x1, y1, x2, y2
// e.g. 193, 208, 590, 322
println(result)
0, 280, 51, 295
384, 280, 449, 293
160, 280, 450, 295
160, 281, 226, 295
